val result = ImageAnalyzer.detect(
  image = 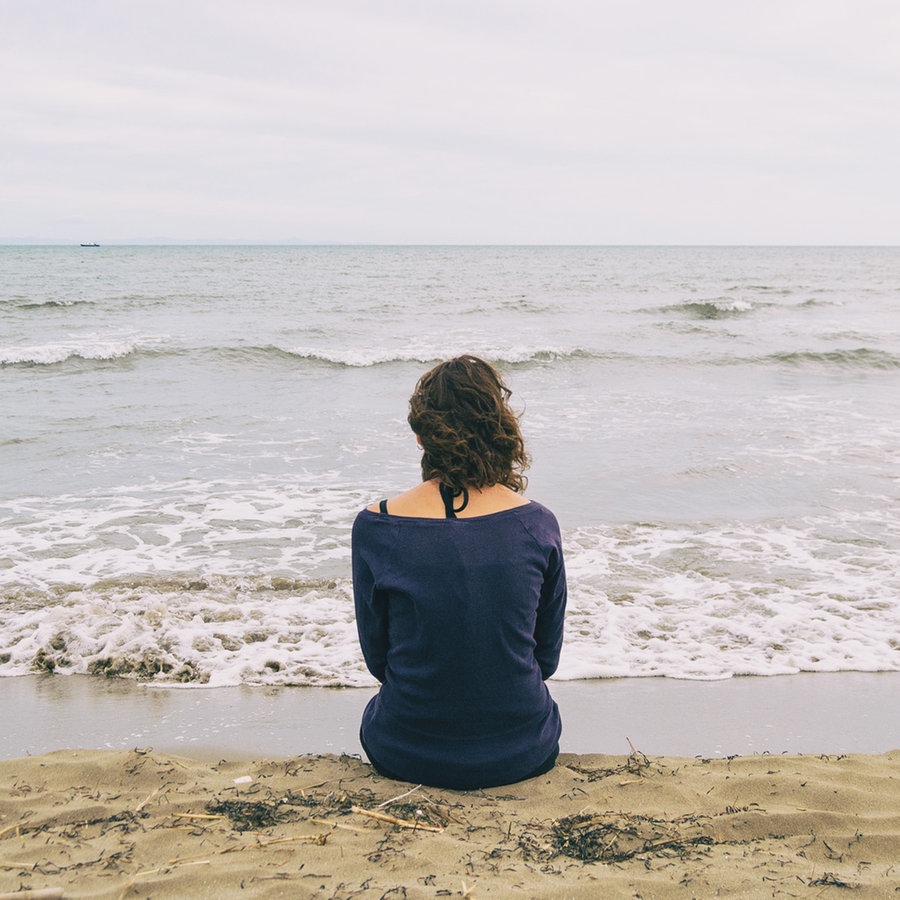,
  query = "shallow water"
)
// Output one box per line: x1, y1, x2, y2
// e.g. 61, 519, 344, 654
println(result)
2, 245, 899, 684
